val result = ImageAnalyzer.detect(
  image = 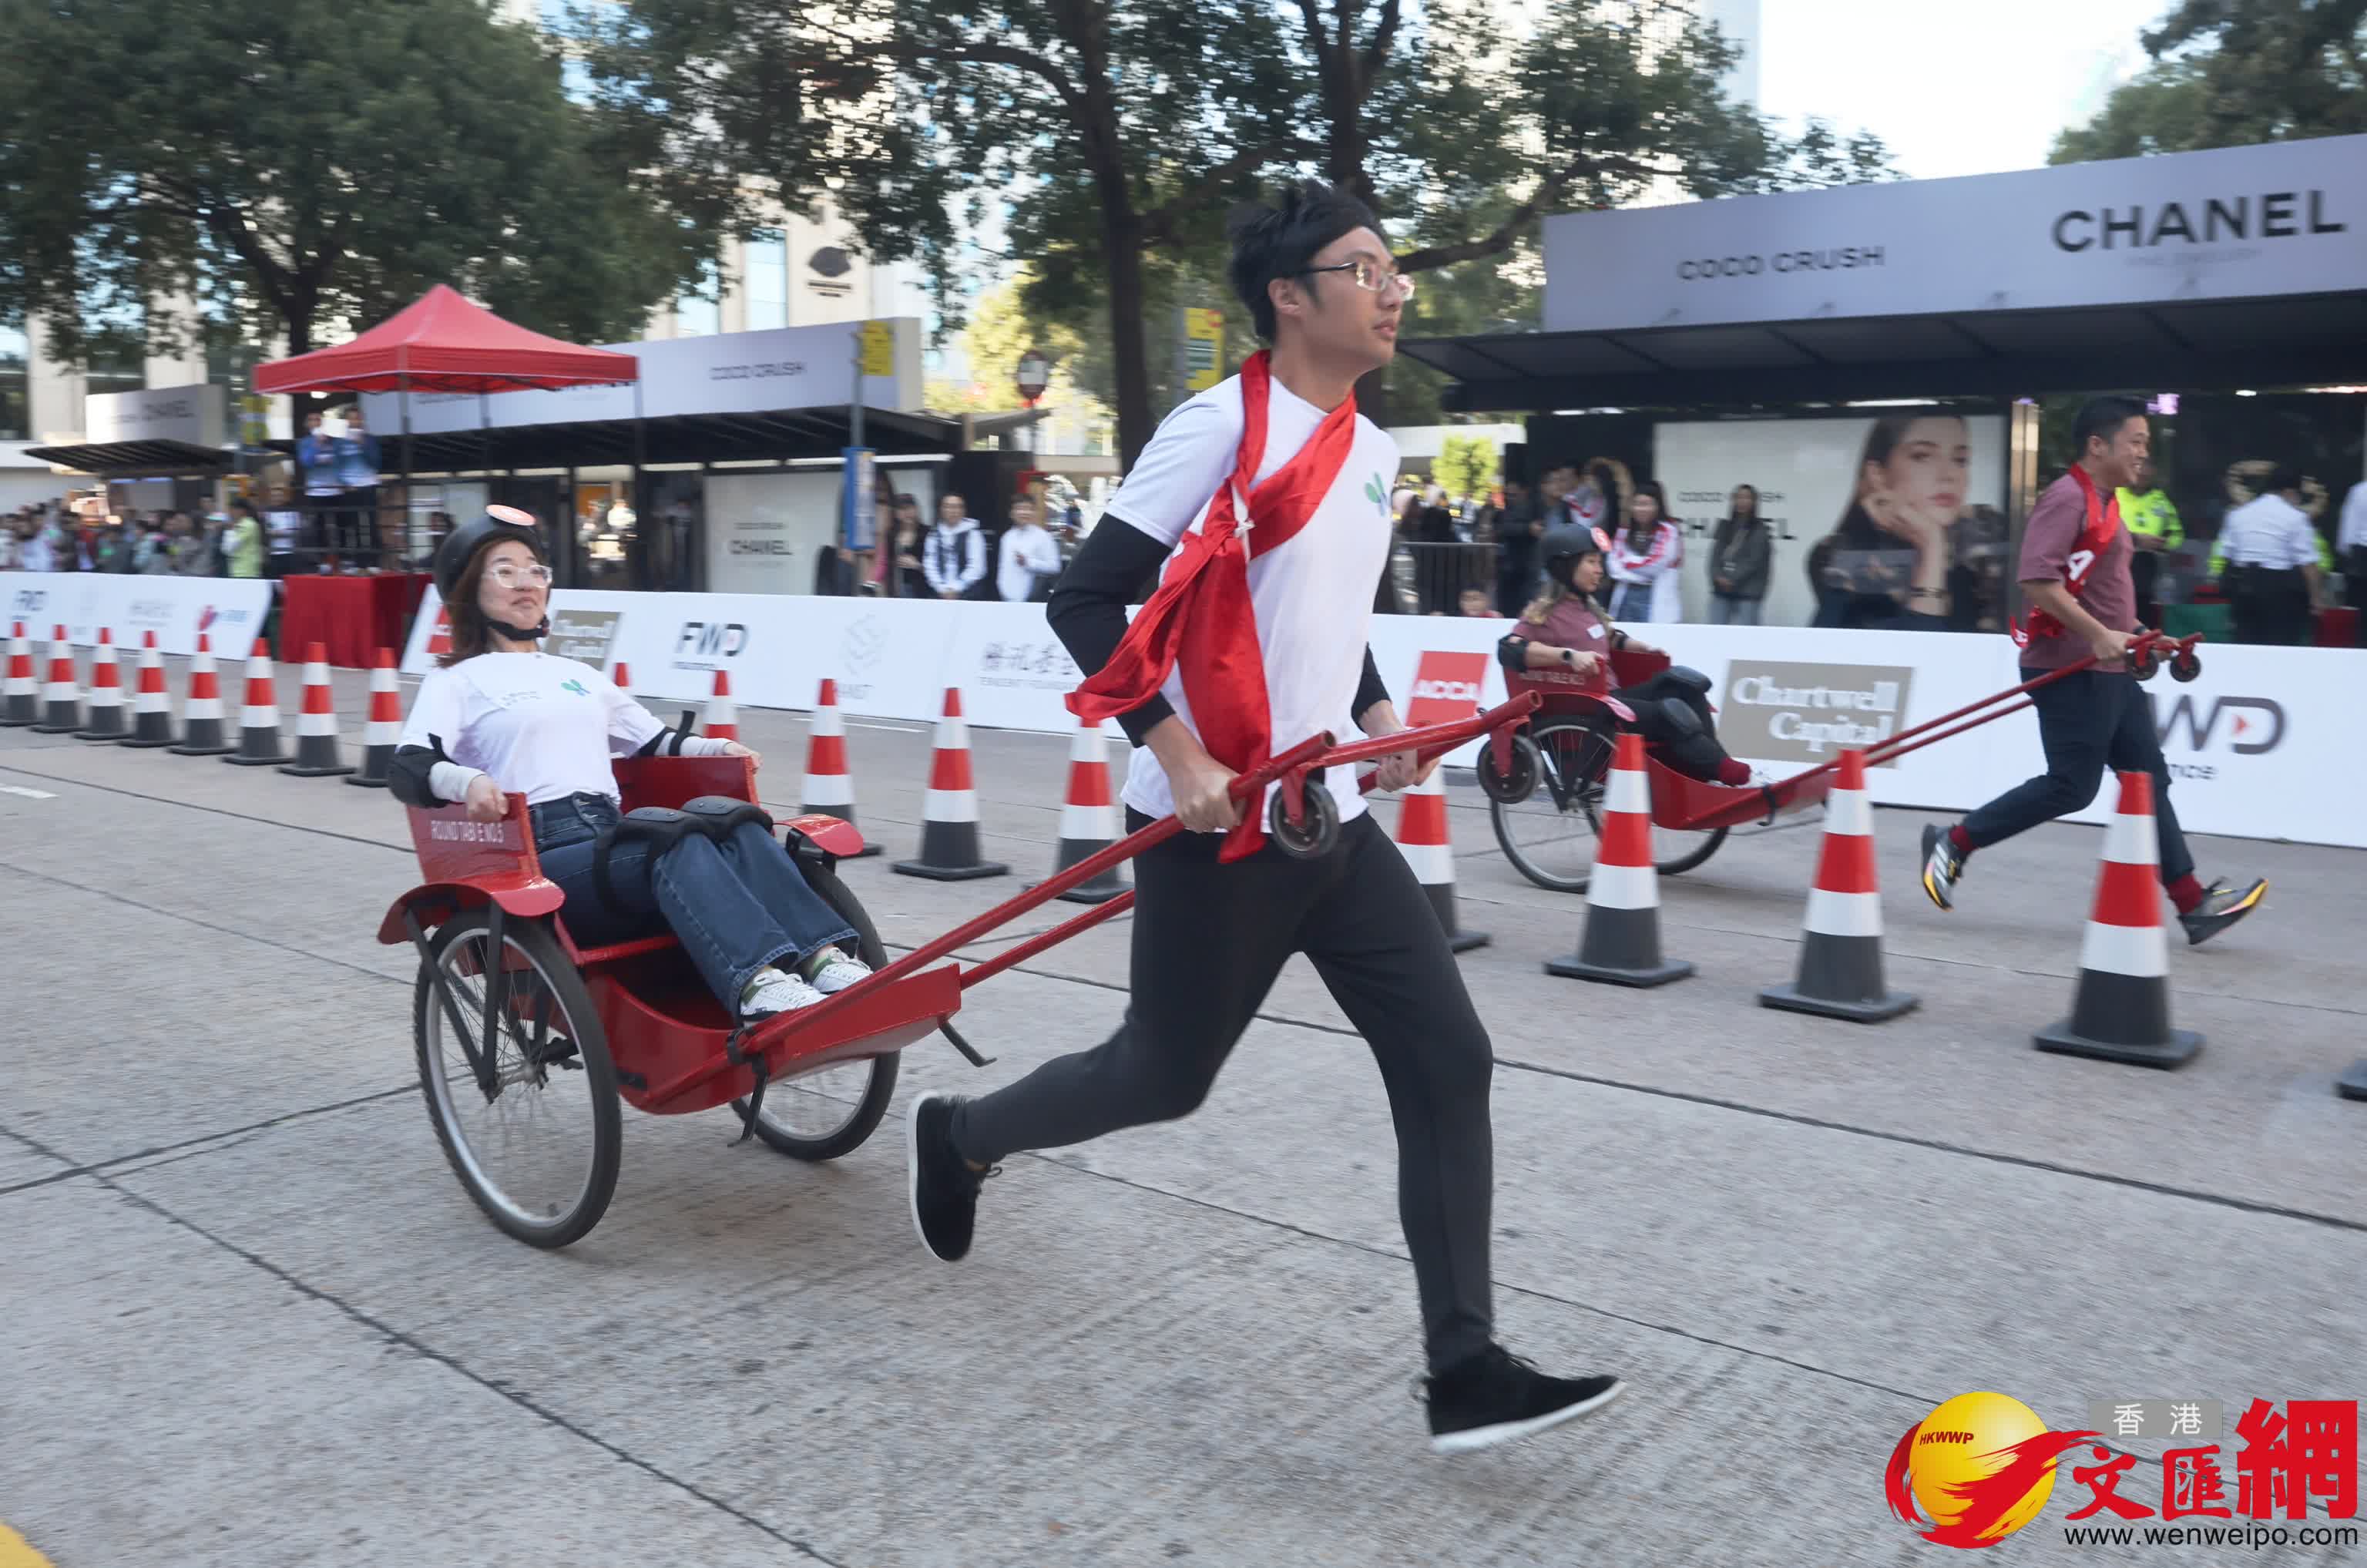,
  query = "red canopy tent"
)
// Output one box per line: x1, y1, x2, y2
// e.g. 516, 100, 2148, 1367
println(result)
250, 285, 641, 664
253, 284, 640, 395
